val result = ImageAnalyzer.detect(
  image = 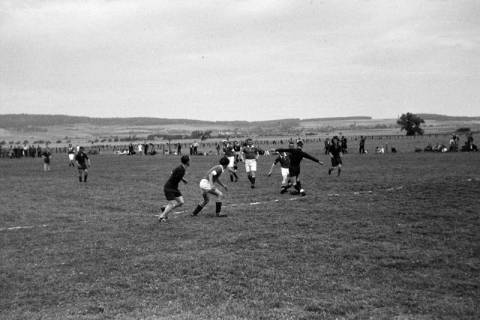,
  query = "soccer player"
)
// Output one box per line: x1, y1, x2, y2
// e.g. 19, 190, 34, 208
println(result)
267, 143, 293, 193
241, 138, 260, 188
191, 156, 229, 217
75, 146, 91, 182
328, 136, 343, 176
223, 141, 238, 182
158, 155, 190, 223
275, 140, 324, 196
42, 148, 52, 172
67, 144, 76, 167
